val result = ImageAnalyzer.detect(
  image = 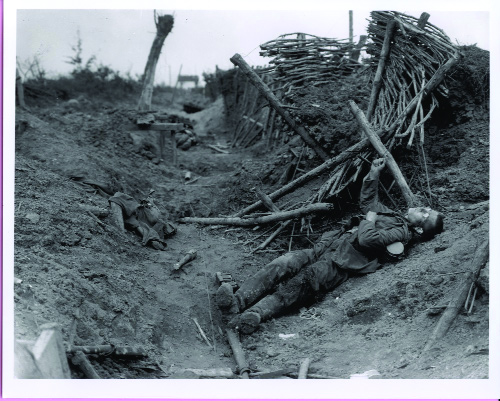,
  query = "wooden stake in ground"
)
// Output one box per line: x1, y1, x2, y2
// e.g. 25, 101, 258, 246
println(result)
138, 12, 174, 111
423, 239, 489, 352
349, 100, 416, 207
230, 53, 329, 161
